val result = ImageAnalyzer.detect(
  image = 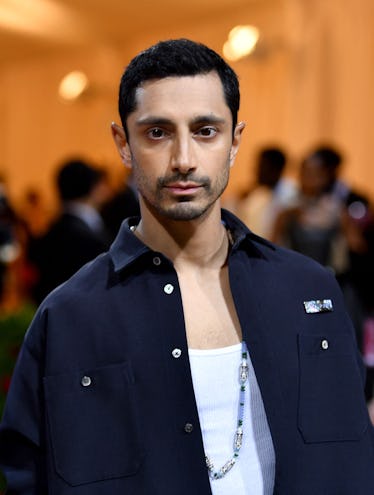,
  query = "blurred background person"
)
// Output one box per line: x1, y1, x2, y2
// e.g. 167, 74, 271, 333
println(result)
236, 147, 298, 238
345, 197, 374, 401
273, 145, 374, 401
272, 149, 347, 273
28, 158, 112, 304
338, 189, 374, 402
302, 146, 374, 339
0, 178, 22, 310
307, 146, 366, 207
100, 169, 140, 242
17, 188, 51, 239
